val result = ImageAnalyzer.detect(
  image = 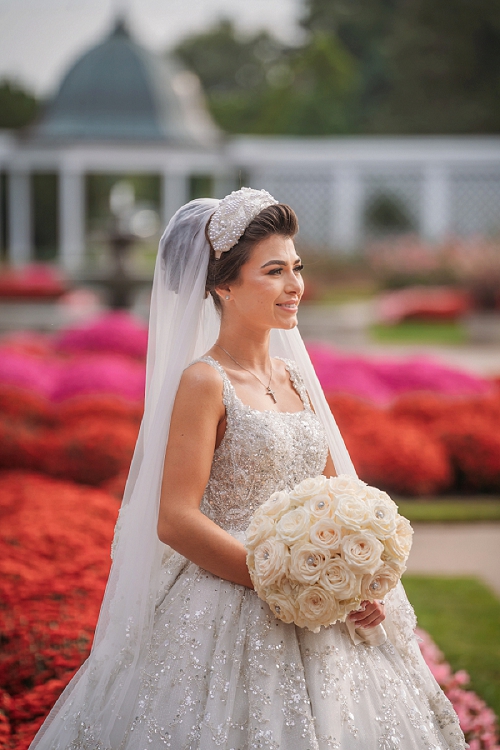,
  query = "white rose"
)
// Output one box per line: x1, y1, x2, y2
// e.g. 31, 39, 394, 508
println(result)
382, 557, 407, 576
309, 518, 343, 552
328, 475, 367, 499
252, 539, 290, 589
319, 556, 360, 600
275, 507, 311, 545
264, 589, 299, 625
362, 485, 379, 499
360, 563, 400, 600
366, 495, 398, 539
259, 490, 291, 520
341, 531, 384, 575
245, 514, 275, 551
304, 494, 334, 519
289, 475, 329, 504
383, 514, 414, 563
296, 585, 340, 630
289, 543, 329, 584
334, 495, 373, 531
